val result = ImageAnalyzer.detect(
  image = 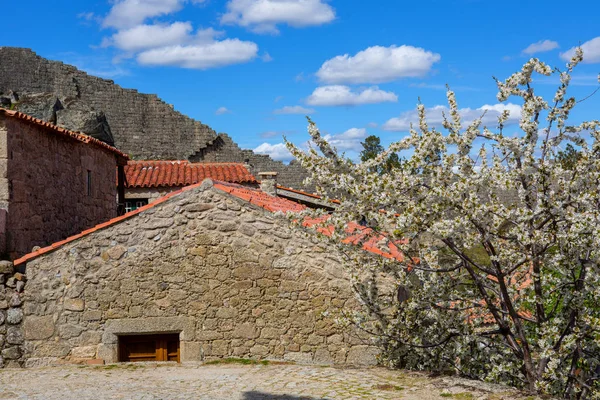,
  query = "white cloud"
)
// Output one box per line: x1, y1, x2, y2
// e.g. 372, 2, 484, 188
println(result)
522, 40, 559, 55
367, 122, 378, 128
323, 127, 368, 152
261, 52, 274, 62
254, 143, 294, 161
215, 107, 232, 115
316, 45, 441, 84
561, 37, 600, 64
306, 85, 398, 106
221, 0, 335, 34
273, 105, 315, 114
382, 103, 522, 132
103, 0, 184, 29
107, 22, 195, 52
136, 39, 258, 69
